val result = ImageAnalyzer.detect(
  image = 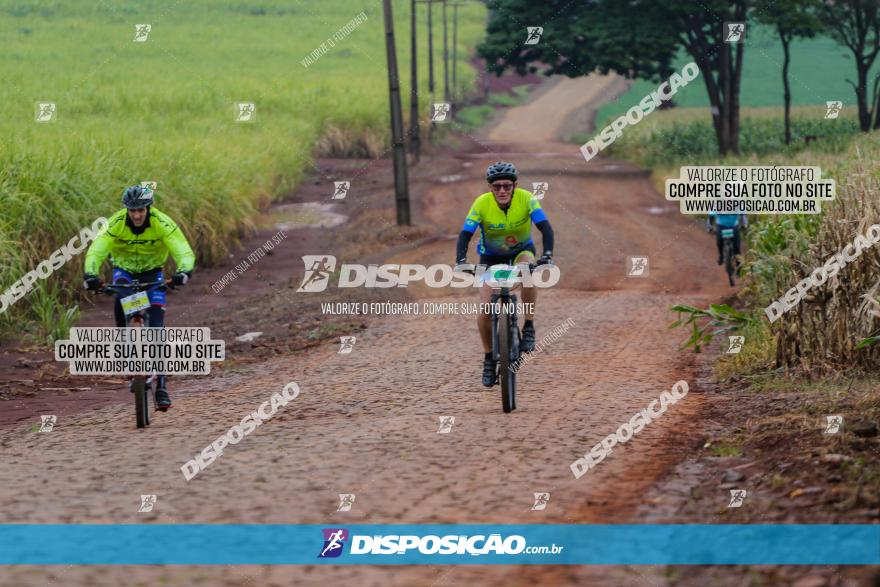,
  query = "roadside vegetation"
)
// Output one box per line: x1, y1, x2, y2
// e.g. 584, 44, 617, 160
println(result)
0, 0, 486, 340
455, 84, 532, 131
608, 104, 879, 376
479, 0, 880, 156
576, 106, 862, 170
482, 0, 880, 374
629, 105, 880, 541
